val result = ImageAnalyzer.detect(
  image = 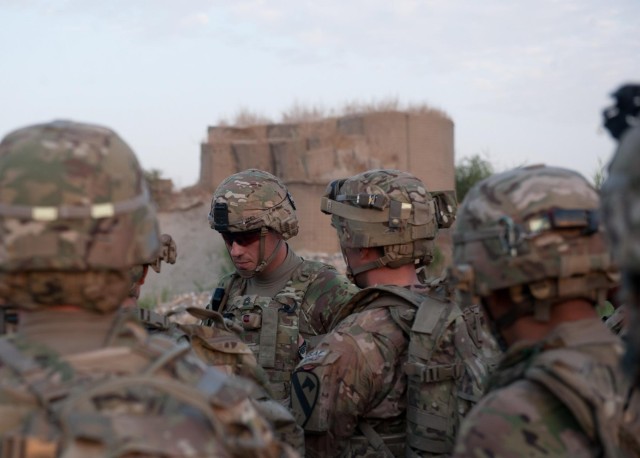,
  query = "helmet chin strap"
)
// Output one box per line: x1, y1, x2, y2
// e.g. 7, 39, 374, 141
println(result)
237, 227, 283, 279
